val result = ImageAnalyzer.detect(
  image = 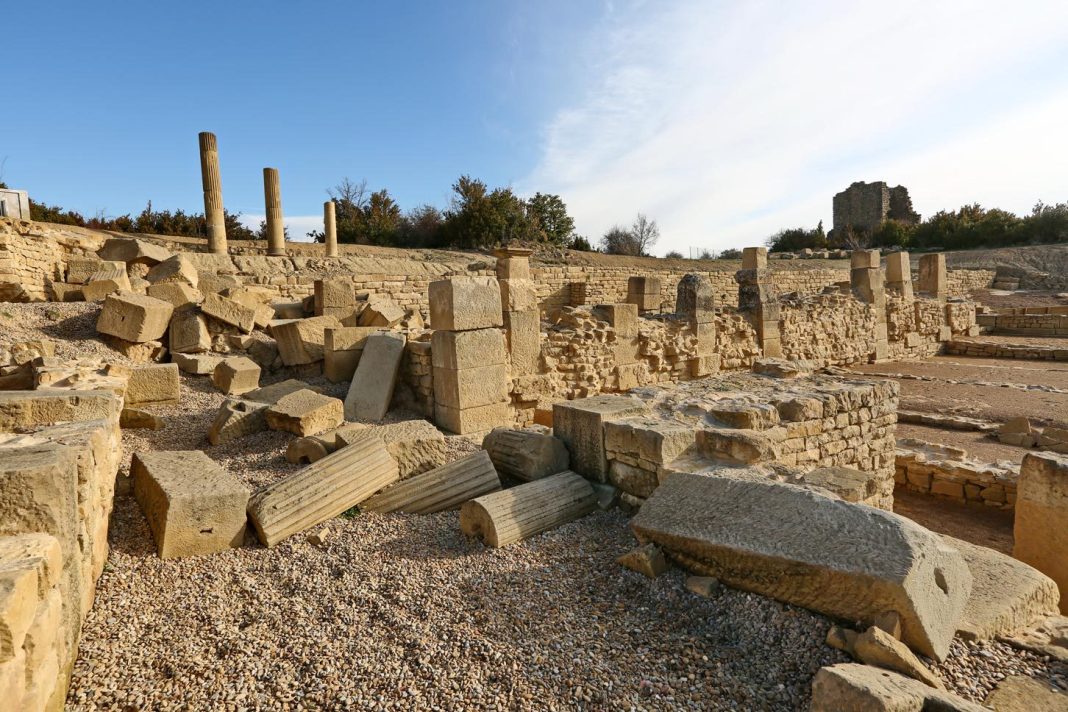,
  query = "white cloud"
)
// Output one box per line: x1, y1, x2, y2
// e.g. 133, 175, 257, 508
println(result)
238, 214, 322, 243
520, 0, 1068, 255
